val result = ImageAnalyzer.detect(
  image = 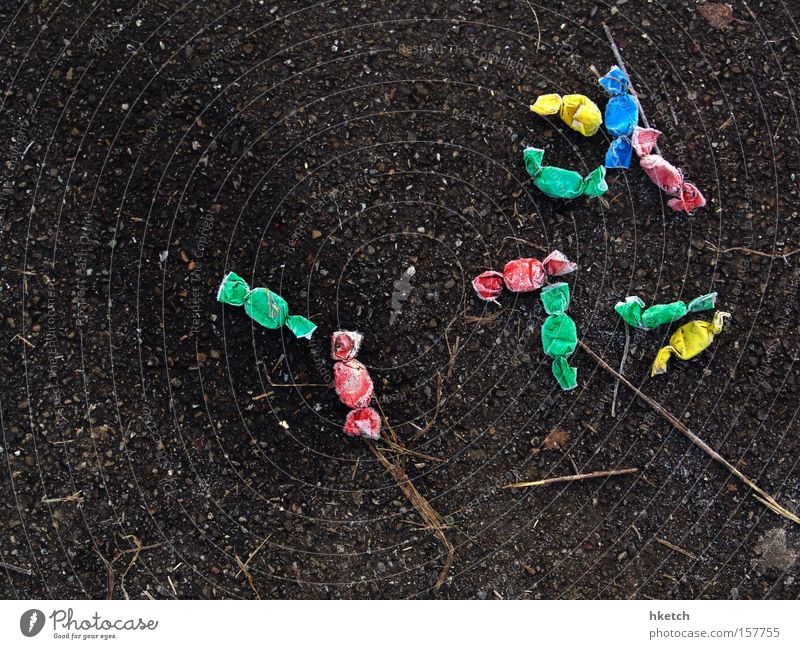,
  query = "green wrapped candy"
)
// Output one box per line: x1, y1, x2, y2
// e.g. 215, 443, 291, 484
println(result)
615, 292, 717, 330
540, 282, 578, 391
541, 314, 577, 357
551, 357, 577, 392
217, 271, 317, 339
523, 147, 608, 199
